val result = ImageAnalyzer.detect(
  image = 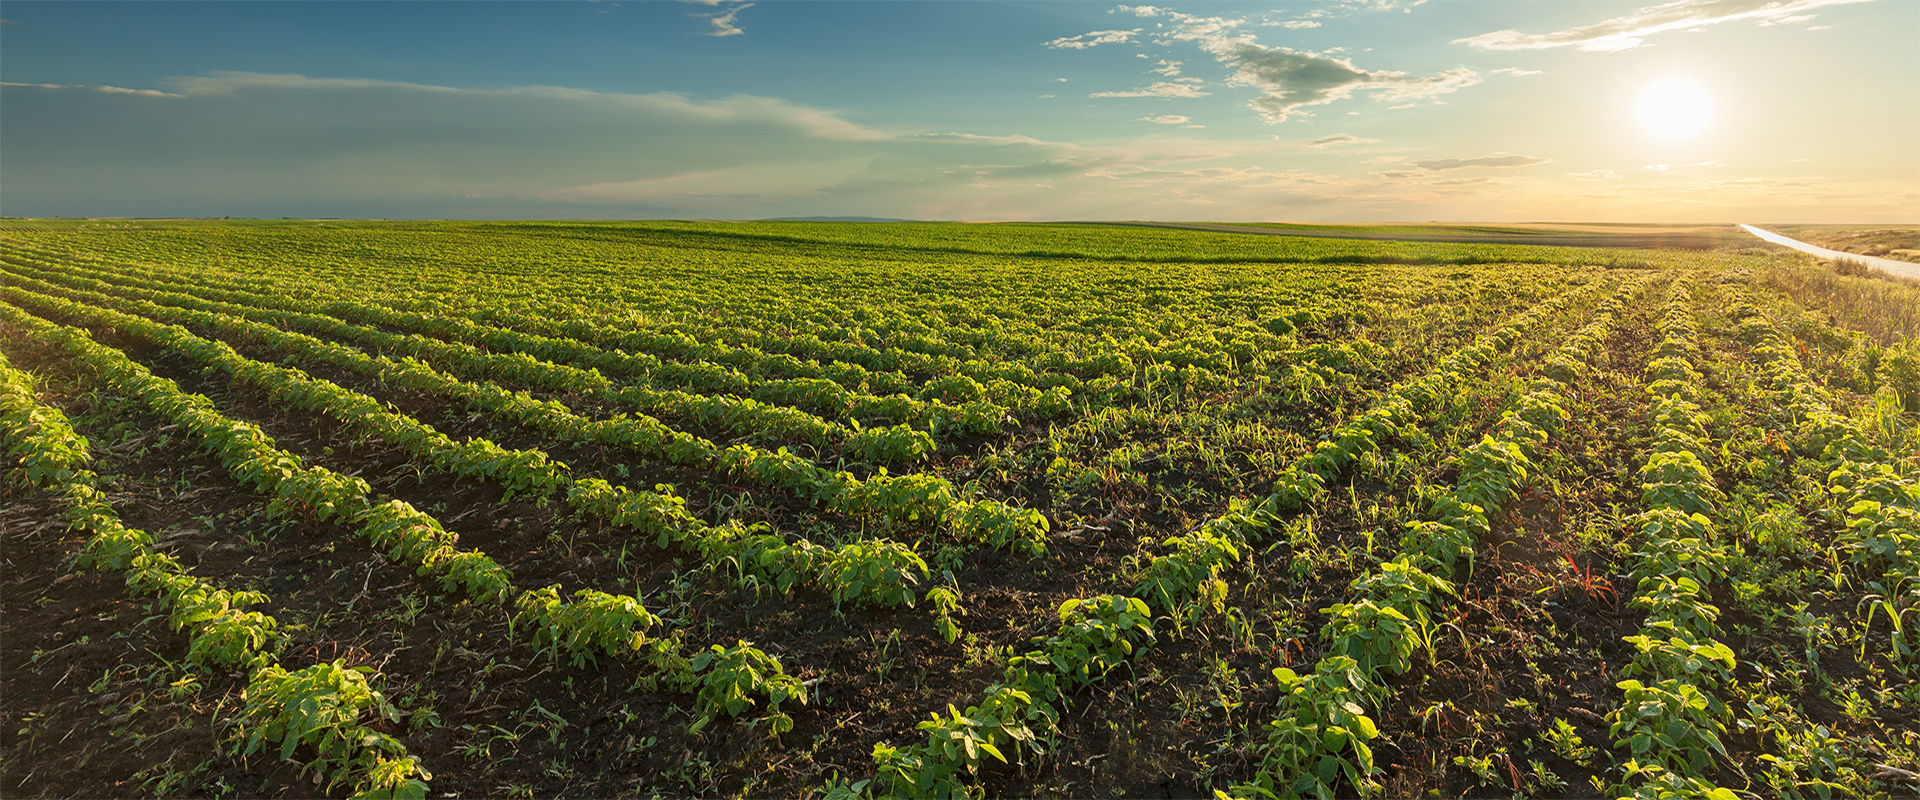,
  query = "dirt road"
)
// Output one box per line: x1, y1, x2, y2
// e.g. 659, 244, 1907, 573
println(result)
1739, 224, 1920, 282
